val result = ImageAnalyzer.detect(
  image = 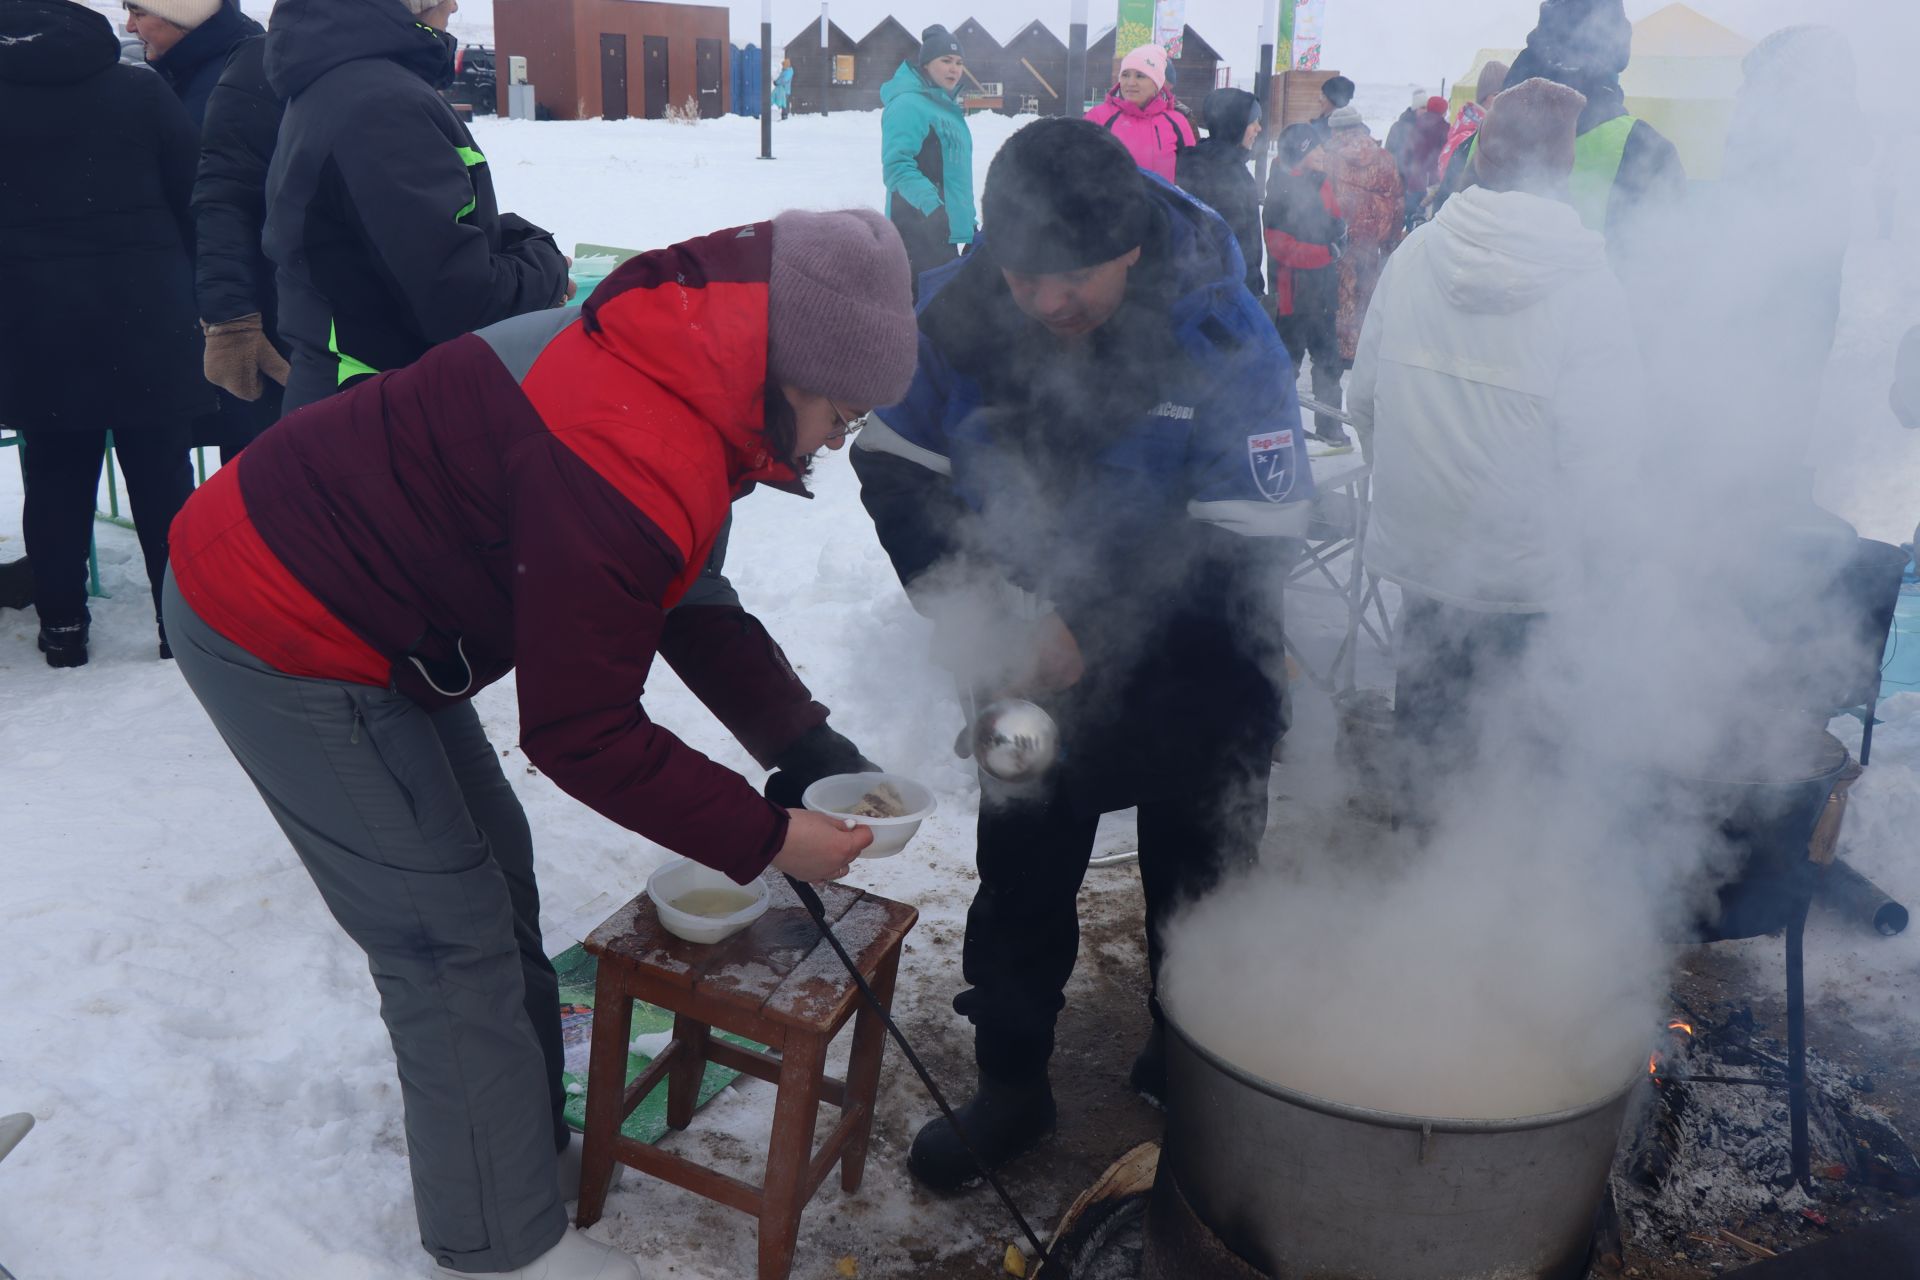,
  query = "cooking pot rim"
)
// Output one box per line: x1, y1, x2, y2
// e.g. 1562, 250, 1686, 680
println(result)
1163, 1010, 1641, 1135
